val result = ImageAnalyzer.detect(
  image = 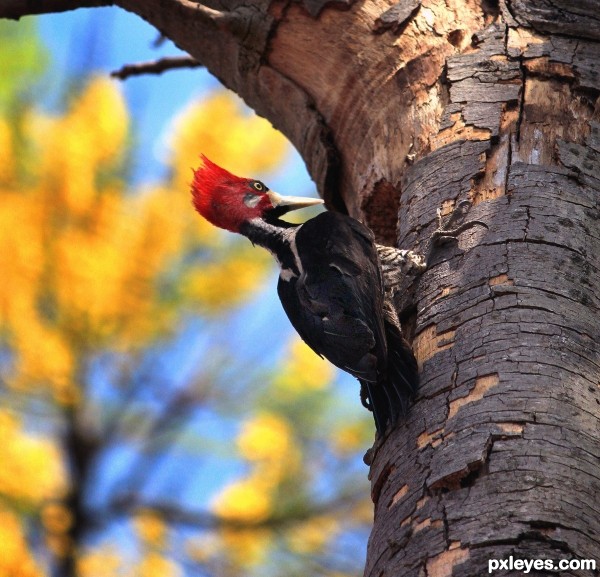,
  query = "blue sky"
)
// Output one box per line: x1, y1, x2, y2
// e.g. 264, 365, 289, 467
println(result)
36, 3, 330, 395
0, 10, 375, 574
39, 6, 217, 185
38, 6, 315, 194
31, 10, 368, 561
36, 0, 352, 460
